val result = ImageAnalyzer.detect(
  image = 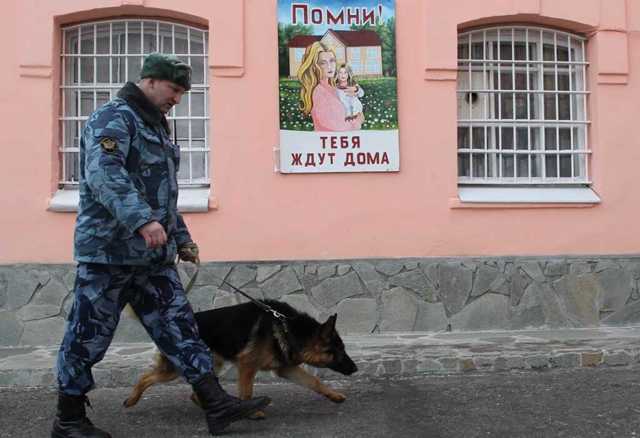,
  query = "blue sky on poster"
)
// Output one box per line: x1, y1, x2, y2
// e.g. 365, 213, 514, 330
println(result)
278, 0, 395, 34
